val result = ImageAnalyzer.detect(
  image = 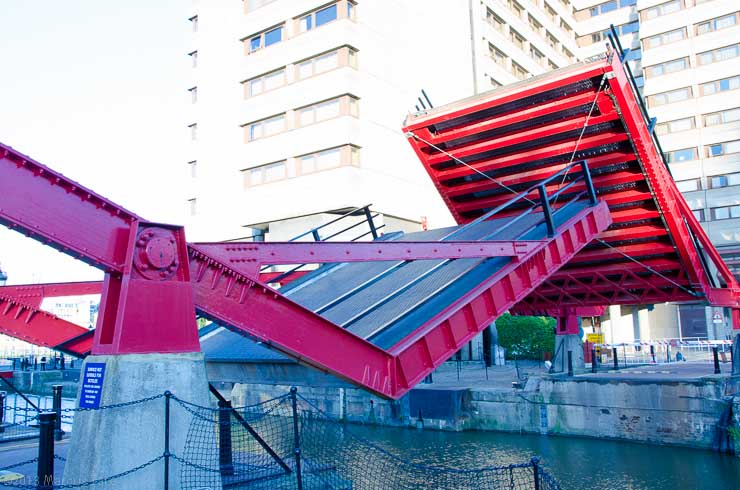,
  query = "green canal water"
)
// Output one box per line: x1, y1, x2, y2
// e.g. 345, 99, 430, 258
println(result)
348, 425, 740, 490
